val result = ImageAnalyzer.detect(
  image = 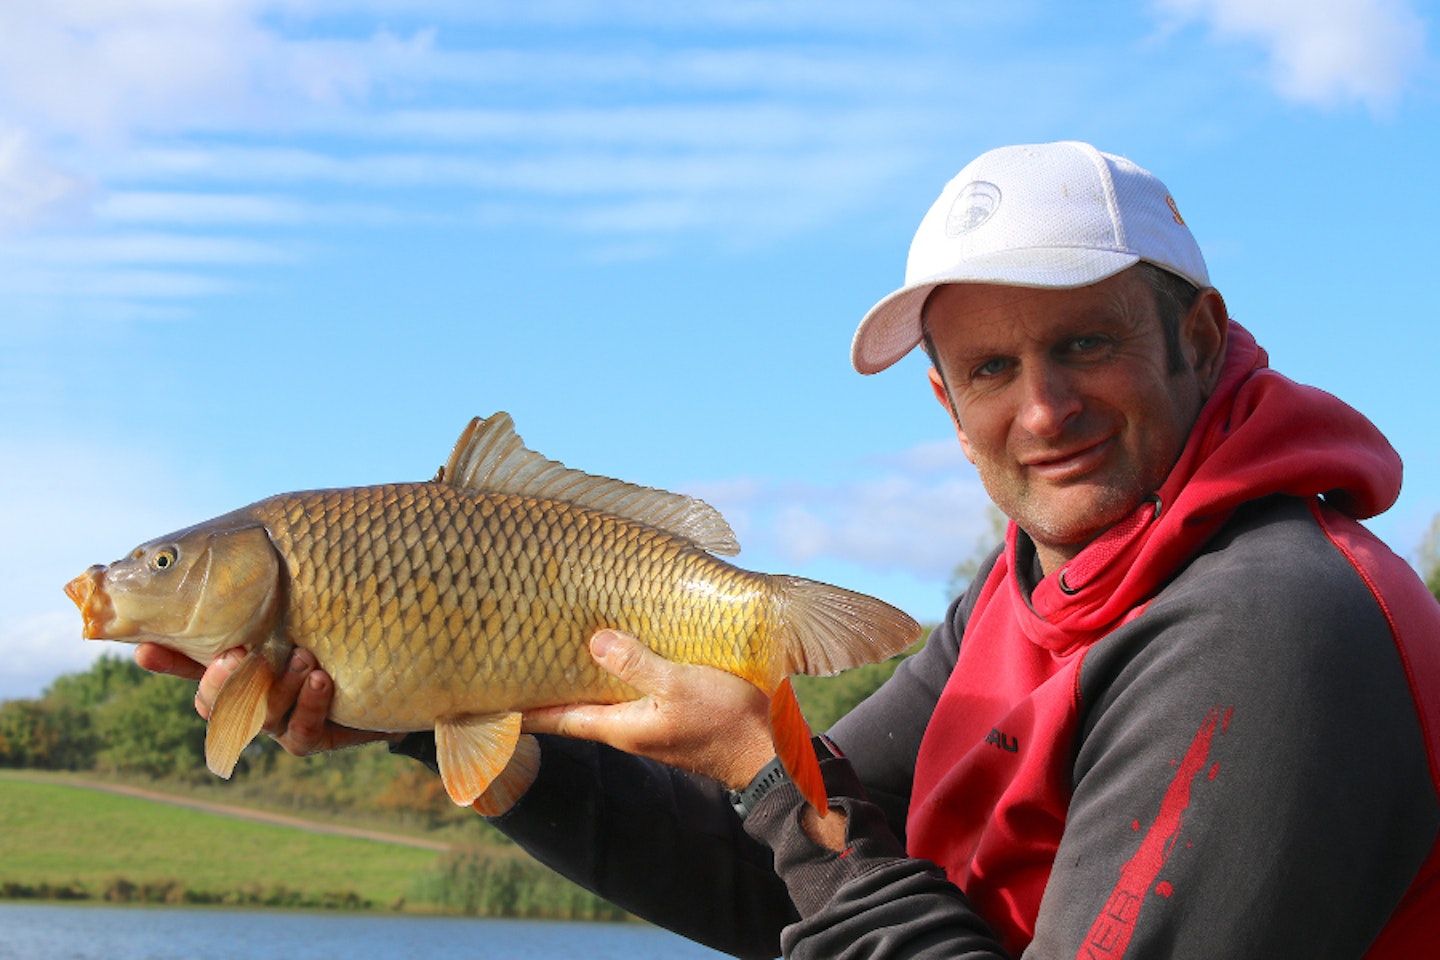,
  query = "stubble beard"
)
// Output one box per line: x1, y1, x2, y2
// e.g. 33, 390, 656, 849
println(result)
976, 456, 1157, 568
